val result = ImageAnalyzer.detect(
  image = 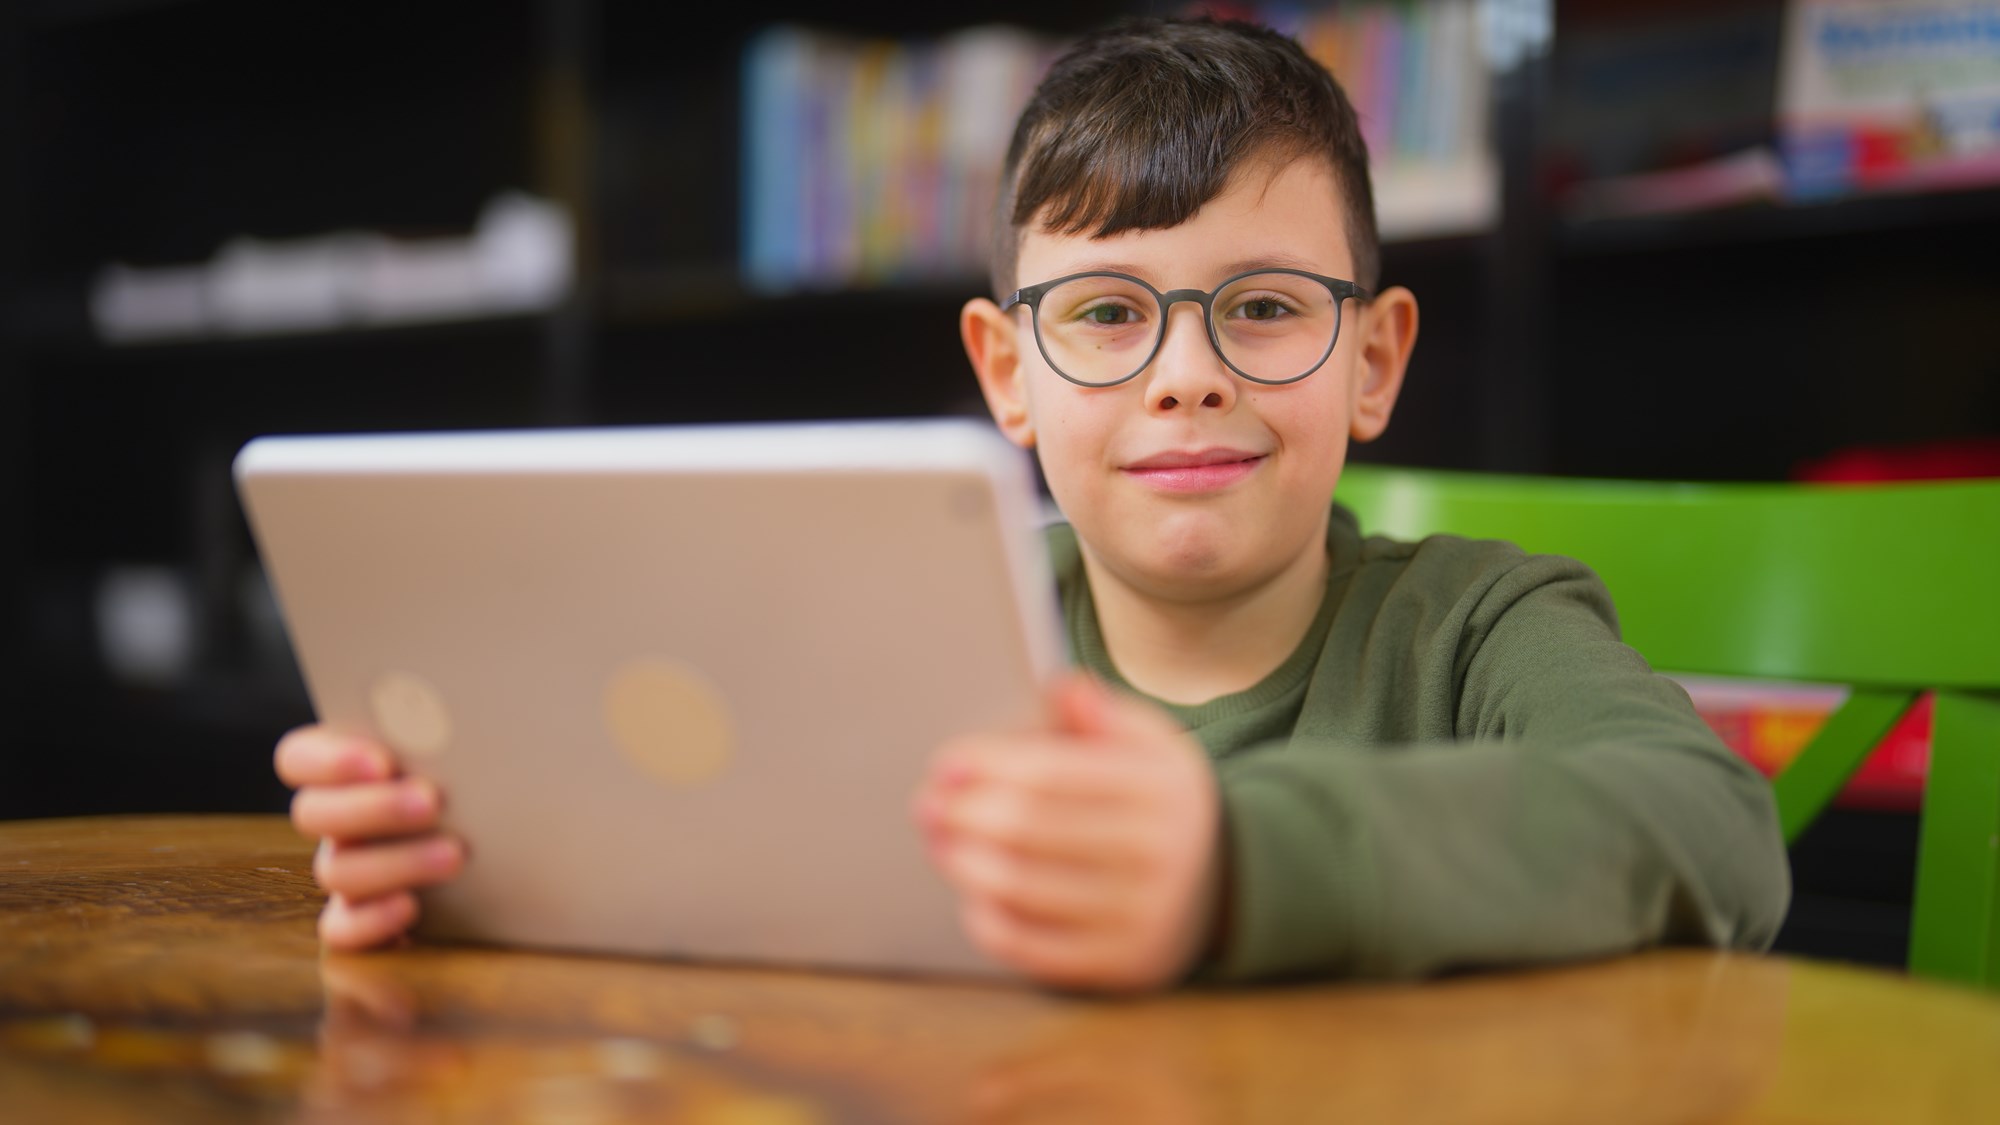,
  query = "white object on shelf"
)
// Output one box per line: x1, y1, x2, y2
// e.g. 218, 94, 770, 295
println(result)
88, 263, 210, 343
1564, 147, 1788, 222
95, 566, 195, 686
87, 191, 574, 344
352, 191, 574, 324
207, 235, 351, 336
1478, 0, 1554, 72
475, 192, 574, 312
1375, 155, 1500, 241
348, 234, 487, 325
